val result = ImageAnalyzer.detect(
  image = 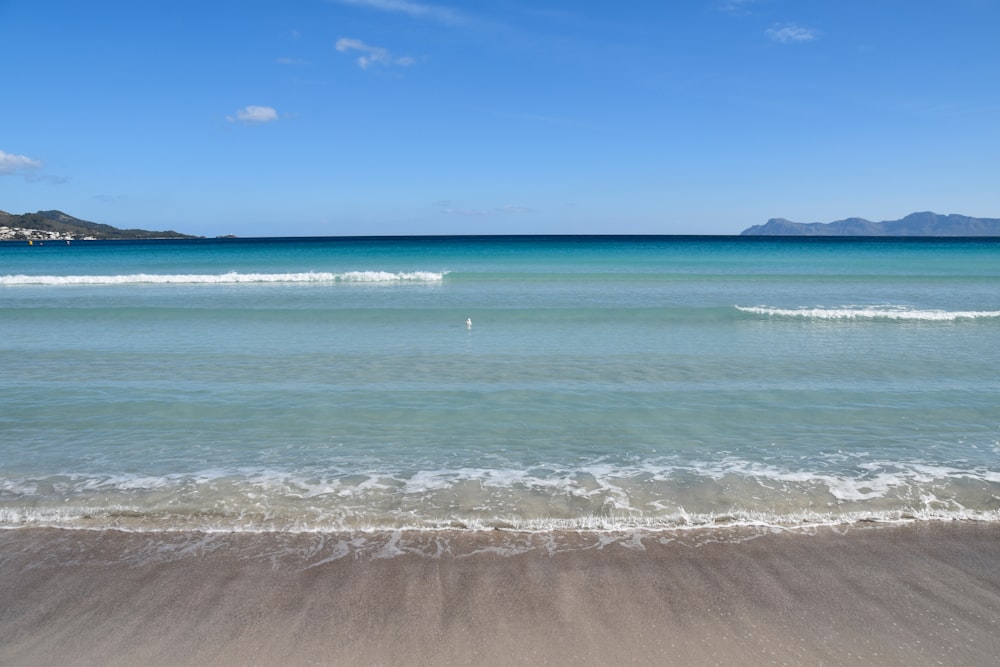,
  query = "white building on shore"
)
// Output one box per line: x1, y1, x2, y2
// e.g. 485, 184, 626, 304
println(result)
0, 226, 96, 241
